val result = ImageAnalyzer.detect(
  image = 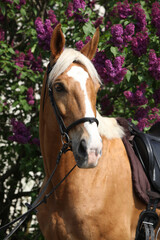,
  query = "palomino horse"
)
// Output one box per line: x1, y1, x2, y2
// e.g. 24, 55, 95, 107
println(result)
37, 24, 160, 239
